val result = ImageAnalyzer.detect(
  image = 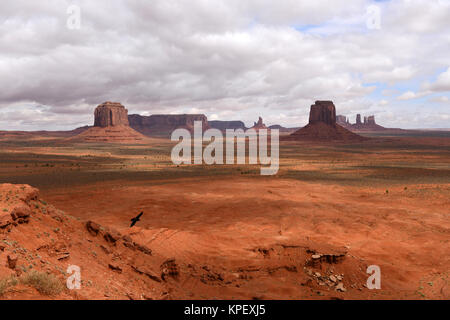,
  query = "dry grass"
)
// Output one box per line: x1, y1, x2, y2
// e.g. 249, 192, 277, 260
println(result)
20, 270, 64, 295
0, 276, 19, 296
